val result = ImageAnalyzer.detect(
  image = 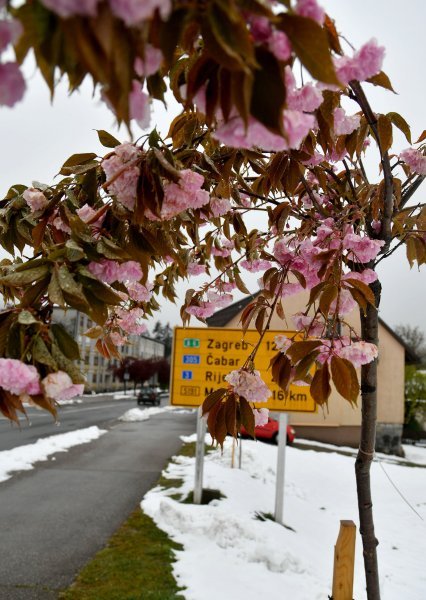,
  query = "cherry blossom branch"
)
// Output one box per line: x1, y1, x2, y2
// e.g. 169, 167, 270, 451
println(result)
350, 81, 393, 250
399, 175, 425, 210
